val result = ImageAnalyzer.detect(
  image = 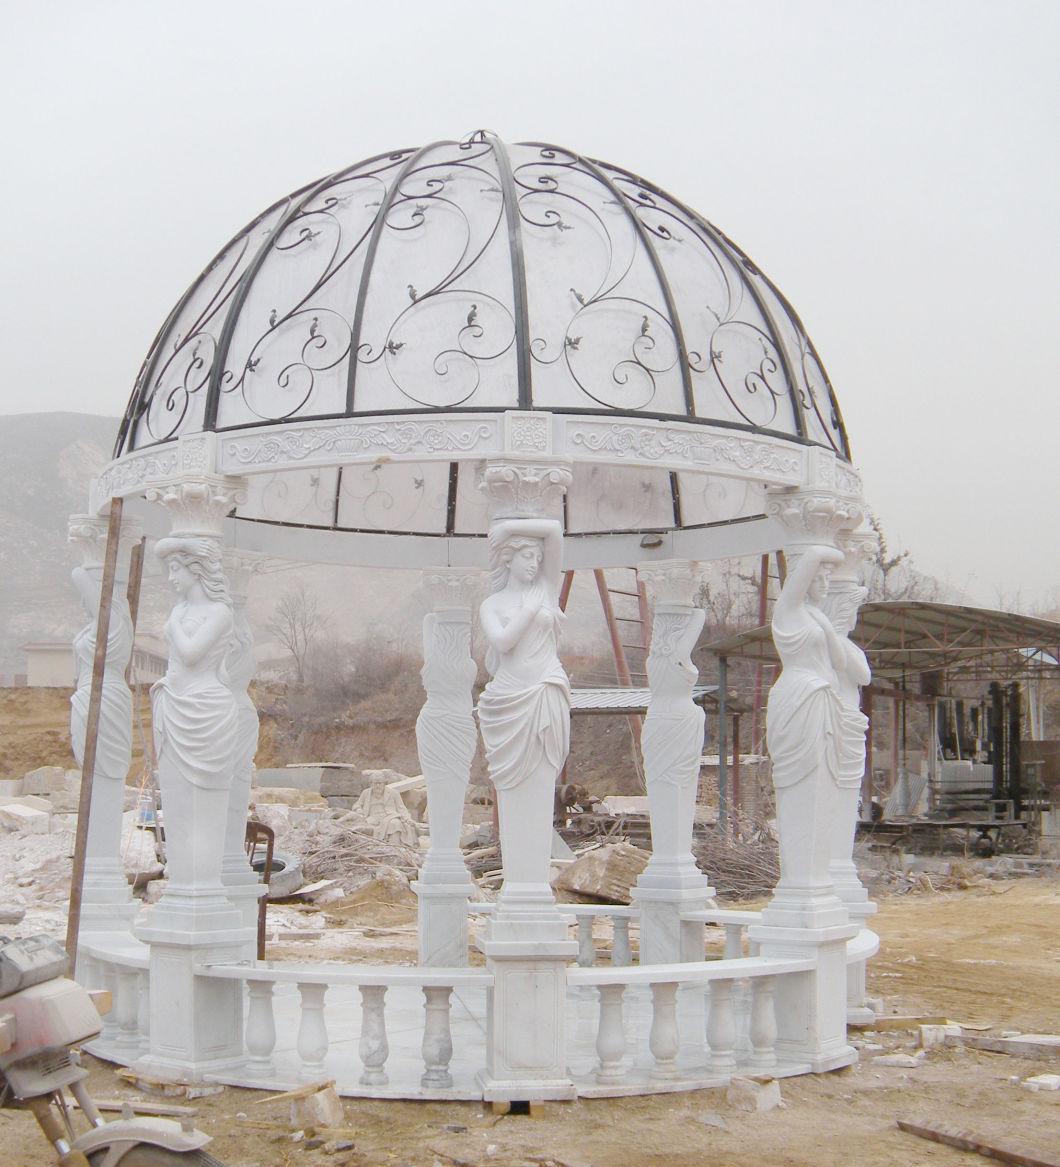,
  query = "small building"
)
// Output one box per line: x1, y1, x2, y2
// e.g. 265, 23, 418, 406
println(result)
22, 635, 169, 688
